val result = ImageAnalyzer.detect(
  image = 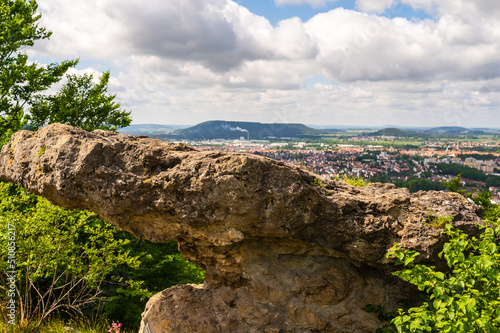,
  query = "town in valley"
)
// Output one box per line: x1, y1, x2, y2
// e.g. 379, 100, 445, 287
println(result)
121, 122, 500, 203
